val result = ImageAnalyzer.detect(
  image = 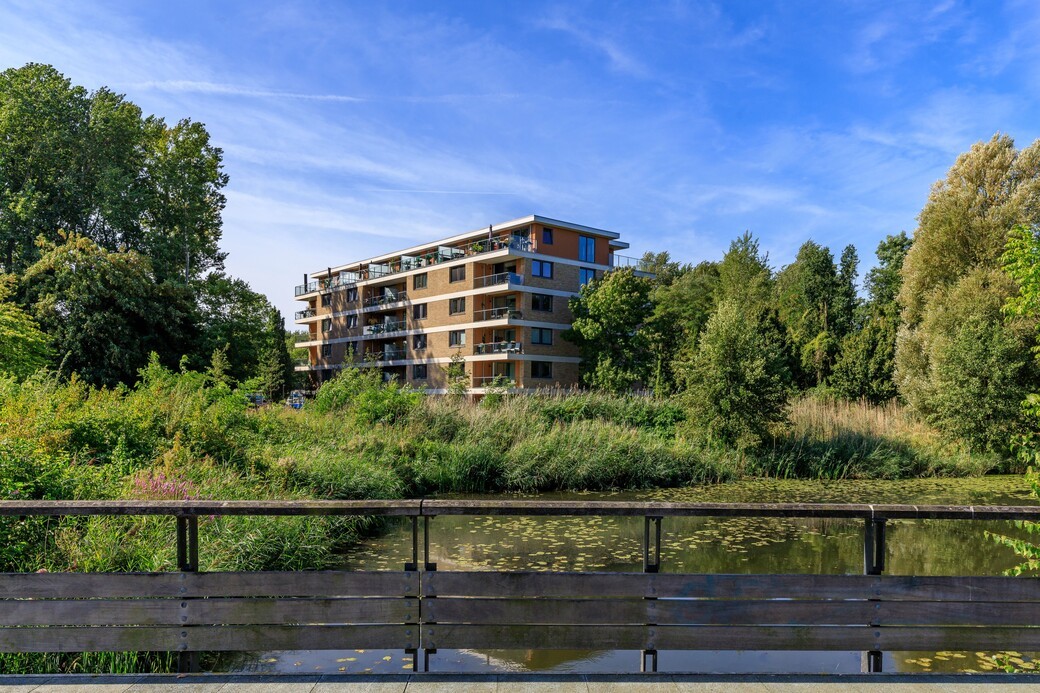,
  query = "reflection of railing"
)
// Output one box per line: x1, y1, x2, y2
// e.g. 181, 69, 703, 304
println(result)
478, 272, 523, 288
472, 375, 516, 387
474, 341, 522, 354
3, 500, 1040, 675
609, 254, 655, 272
474, 307, 521, 321
364, 320, 407, 335
294, 309, 316, 320
364, 291, 407, 308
